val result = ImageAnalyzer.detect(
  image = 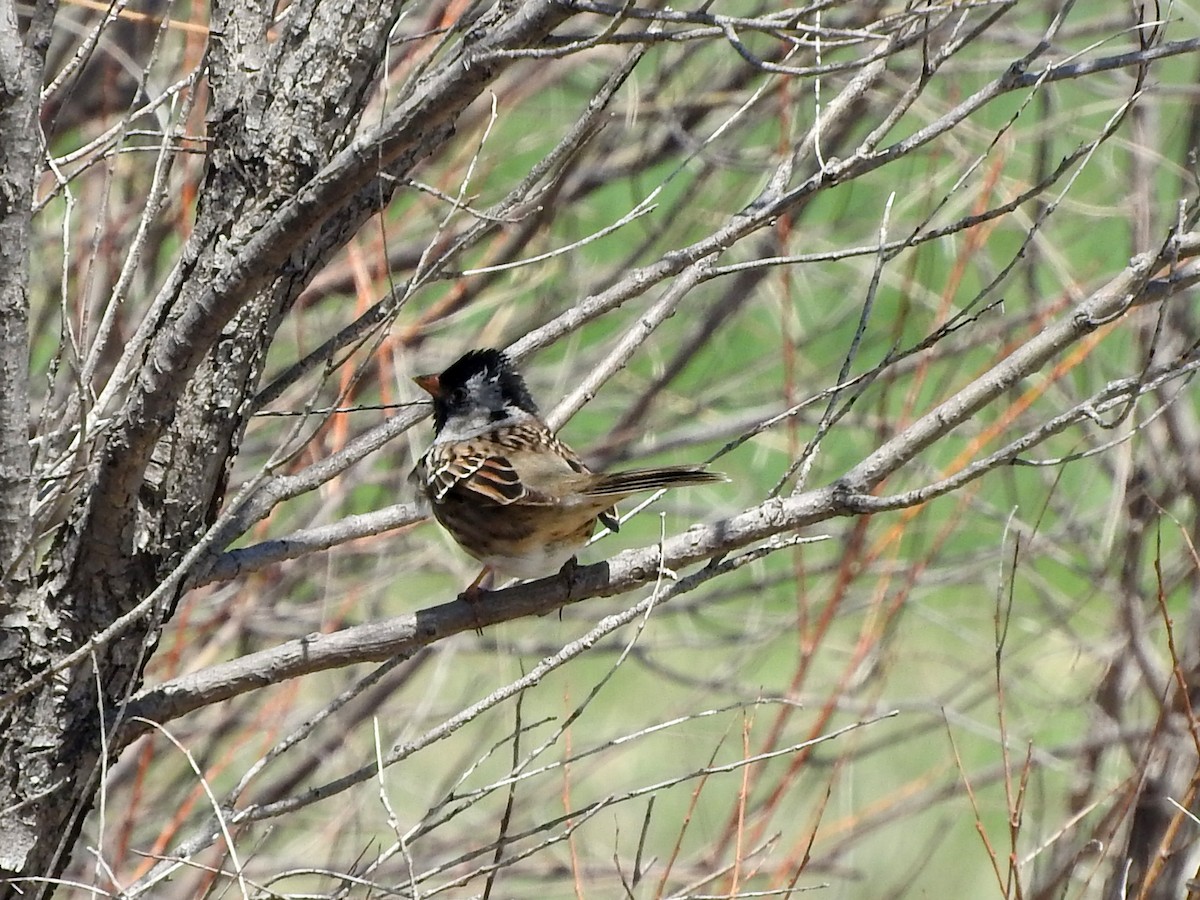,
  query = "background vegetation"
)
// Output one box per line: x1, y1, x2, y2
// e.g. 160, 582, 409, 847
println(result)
4, 0, 1200, 897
